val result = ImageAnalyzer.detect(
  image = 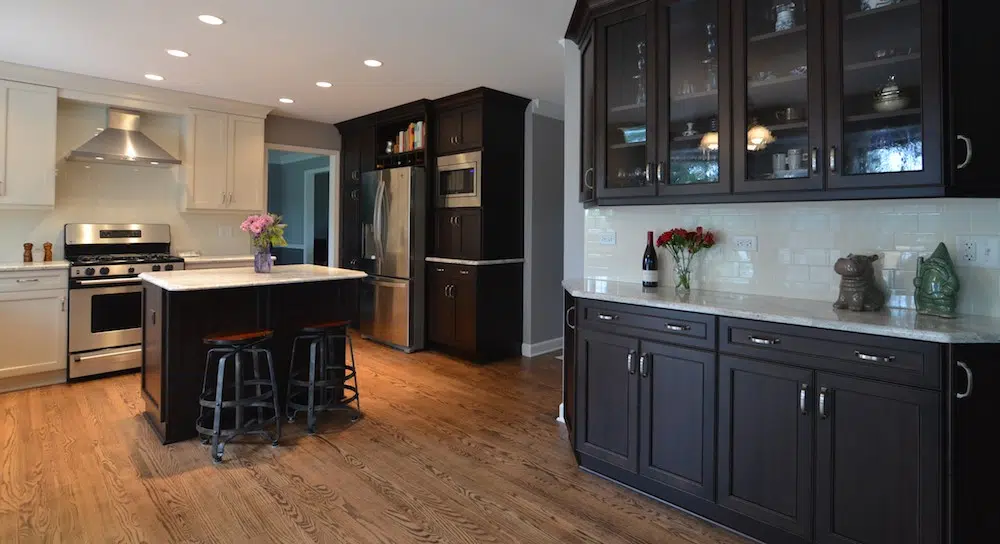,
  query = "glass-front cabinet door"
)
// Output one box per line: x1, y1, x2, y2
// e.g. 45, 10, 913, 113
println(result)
734, 0, 824, 193
597, 4, 657, 199
656, 0, 730, 196
825, 0, 941, 189
580, 29, 597, 204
